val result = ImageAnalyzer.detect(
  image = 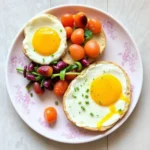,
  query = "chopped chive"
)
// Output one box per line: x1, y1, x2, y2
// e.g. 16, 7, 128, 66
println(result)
76, 87, 79, 91
97, 115, 99, 117
80, 85, 82, 87
85, 78, 88, 82
118, 109, 122, 112
99, 101, 102, 104
51, 54, 54, 57
81, 106, 86, 111
69, 106, 71, 108
86, 89, 89, 93
55, 101, 59, 105
42, 58, 45, 63
72, 94, 77, 98
60, 29, 62, 32
90, 113, 94, 117
79, 112, 81, 114
85, 101, 89, 105
78, 101, 82, 105
30, 93, 33, 97
82, 94, 84, 97
85, 95, 89, 99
